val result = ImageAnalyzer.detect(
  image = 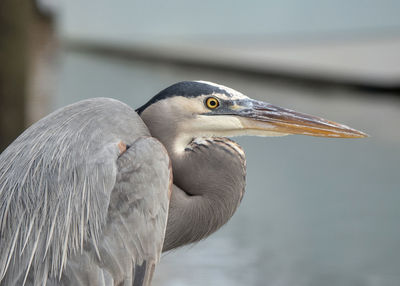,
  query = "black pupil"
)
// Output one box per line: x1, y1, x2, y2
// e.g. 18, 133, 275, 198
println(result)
210, 100, 216, 106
